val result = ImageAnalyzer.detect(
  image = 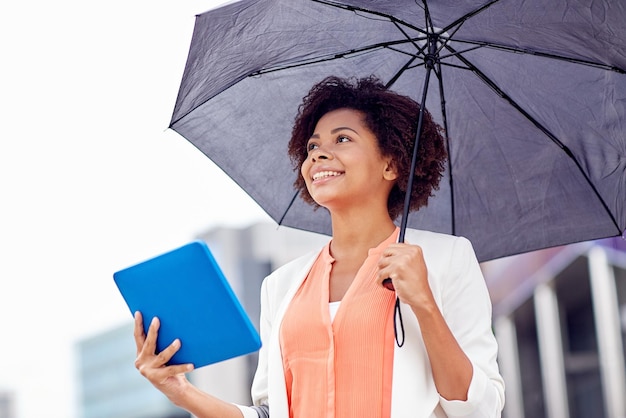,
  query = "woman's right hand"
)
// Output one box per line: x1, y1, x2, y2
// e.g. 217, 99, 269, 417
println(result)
133, 311, 195, 403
